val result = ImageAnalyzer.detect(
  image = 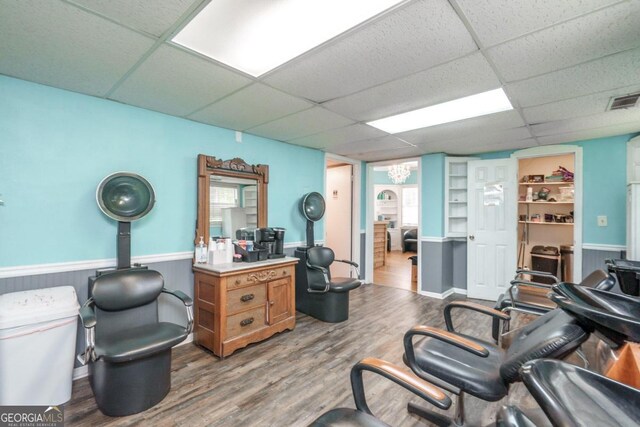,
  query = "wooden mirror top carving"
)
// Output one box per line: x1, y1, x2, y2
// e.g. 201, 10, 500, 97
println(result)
196, 154, 268, 244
